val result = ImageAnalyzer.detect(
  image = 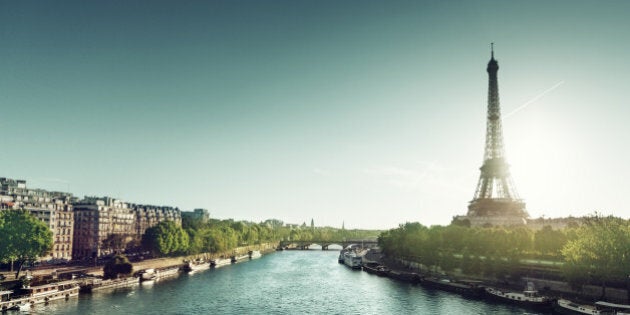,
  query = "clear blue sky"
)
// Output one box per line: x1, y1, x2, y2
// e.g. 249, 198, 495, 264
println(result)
1, 1, 629, 229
